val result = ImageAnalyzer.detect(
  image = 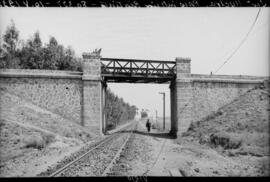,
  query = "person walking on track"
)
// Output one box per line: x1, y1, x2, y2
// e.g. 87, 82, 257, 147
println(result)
146, 119, 151, 133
